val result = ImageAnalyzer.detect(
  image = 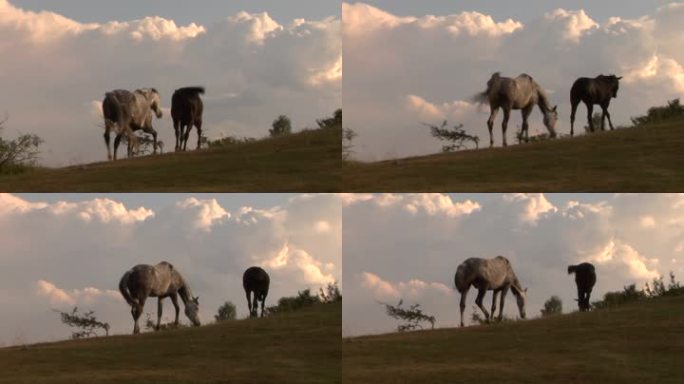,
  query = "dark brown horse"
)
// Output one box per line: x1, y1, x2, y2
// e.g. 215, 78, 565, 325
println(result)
171, 86, 205, 151
570, 75, 622, 136
243, 266, 270, 318
568, 262, 596, 311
